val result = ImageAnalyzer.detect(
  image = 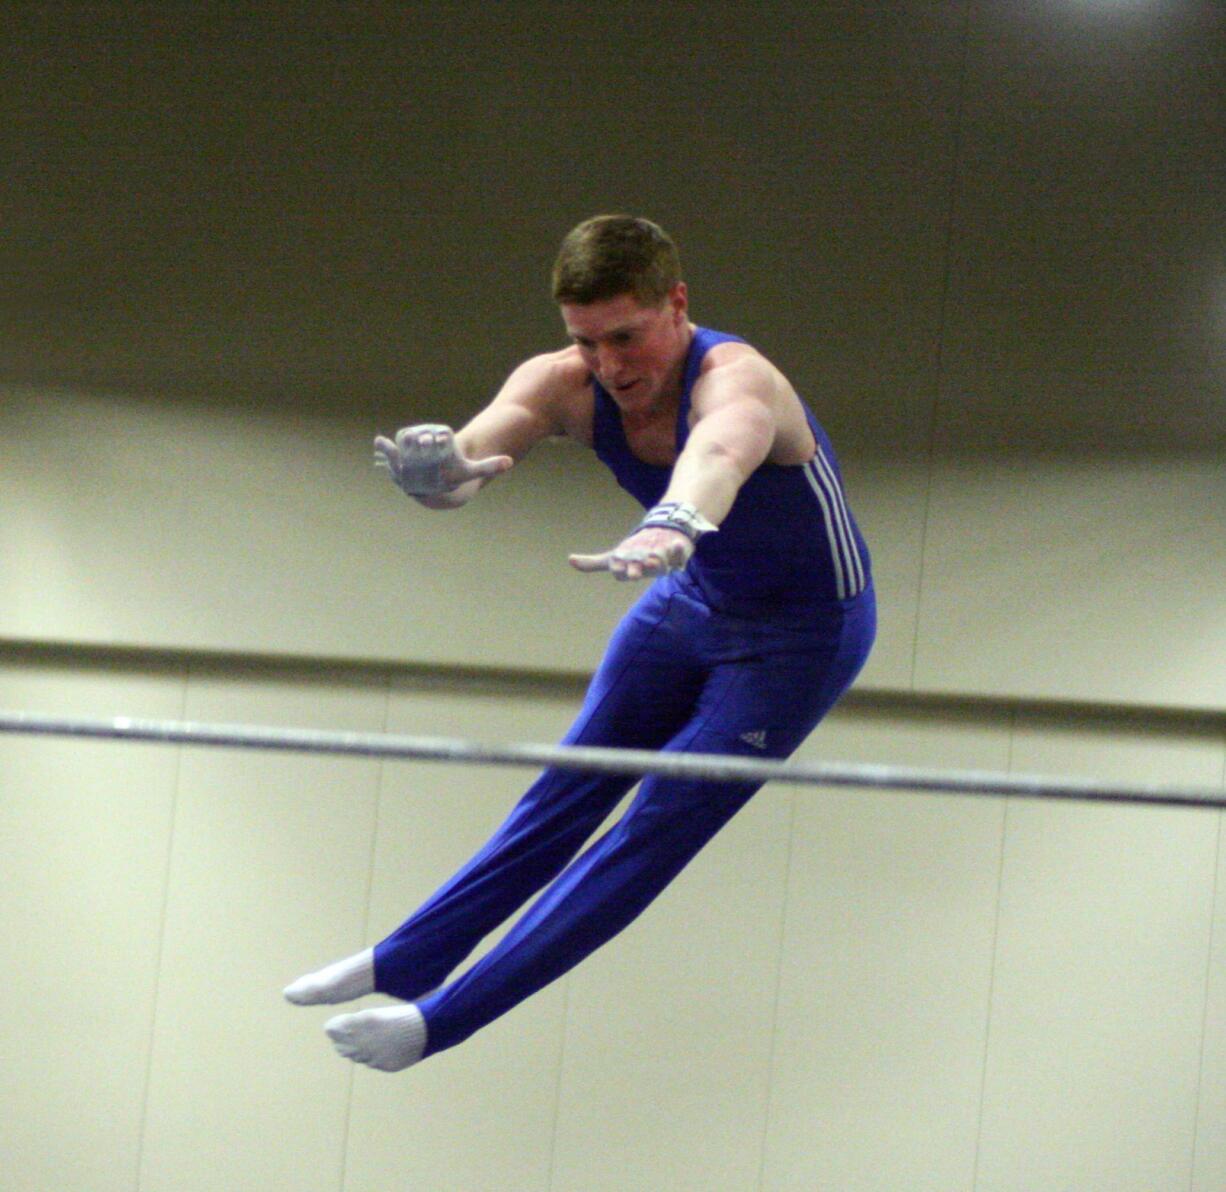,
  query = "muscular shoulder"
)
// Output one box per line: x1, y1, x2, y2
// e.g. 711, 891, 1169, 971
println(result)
501, 347, 587, 400
692, 341, 815, 464
497, 347, 594, 443
694, 341, 791, 408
